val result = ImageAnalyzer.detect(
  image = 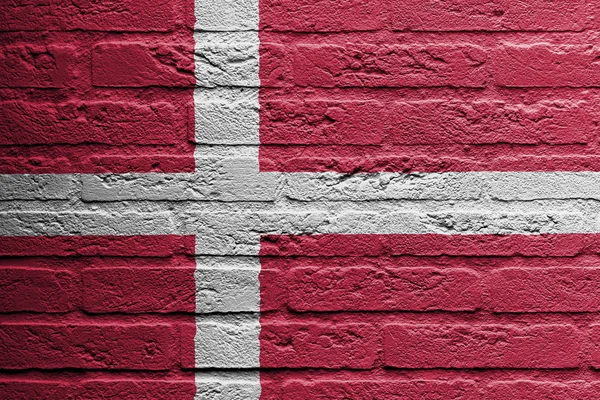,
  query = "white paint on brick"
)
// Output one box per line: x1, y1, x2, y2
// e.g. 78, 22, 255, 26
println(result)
81, 162, 276, 202
194, 321, 260, 368
195, 259, 261, 313
0, 175, 78, 200
192, 6, 262, 395
0, 211, 174, 236
194, 379, 261, 400
195, 98, 260, 145
194, 0, 259, 31
194, 37, 260, 88
12, 172, 600, 203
